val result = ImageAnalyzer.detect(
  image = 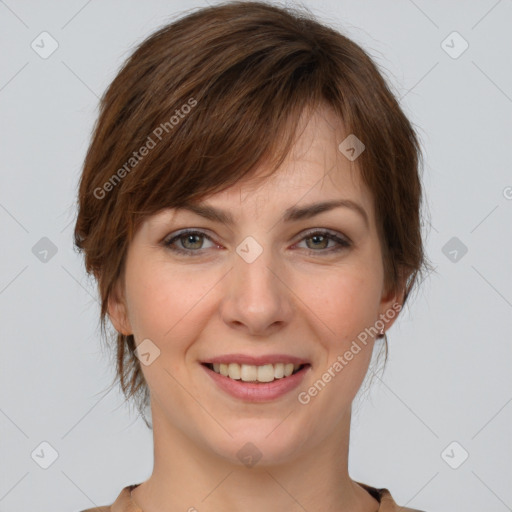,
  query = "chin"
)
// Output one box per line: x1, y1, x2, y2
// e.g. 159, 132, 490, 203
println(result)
202, 419, 309, 468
